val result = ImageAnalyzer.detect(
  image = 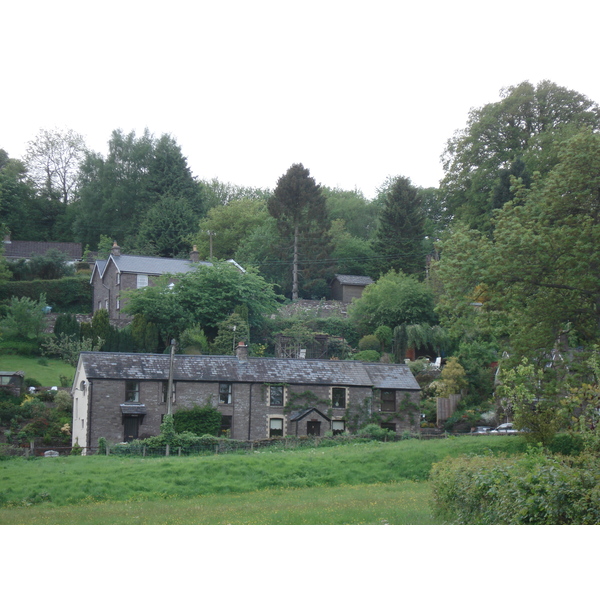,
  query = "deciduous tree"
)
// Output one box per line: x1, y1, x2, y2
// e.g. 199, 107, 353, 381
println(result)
441, 80, 600, 232
24, 127, 87, 203
348, 270, 436, 335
